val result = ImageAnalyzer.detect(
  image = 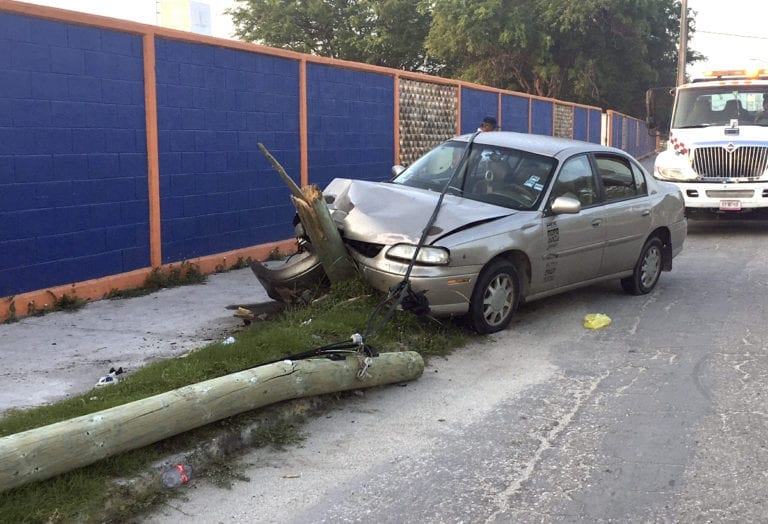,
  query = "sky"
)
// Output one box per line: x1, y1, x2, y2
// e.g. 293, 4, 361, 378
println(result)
687, 0, 768, 78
